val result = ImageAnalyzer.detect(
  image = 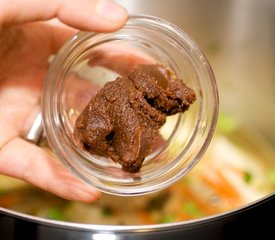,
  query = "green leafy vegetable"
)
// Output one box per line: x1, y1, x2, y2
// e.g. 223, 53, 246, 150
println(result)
267, 169, 275, 184
183, 201, 203, 217
47, 207, 66, 221
217, 113, 238, 134
160, 214, 175, 223
102, 206, 114, 217
243, 170, 253, 184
